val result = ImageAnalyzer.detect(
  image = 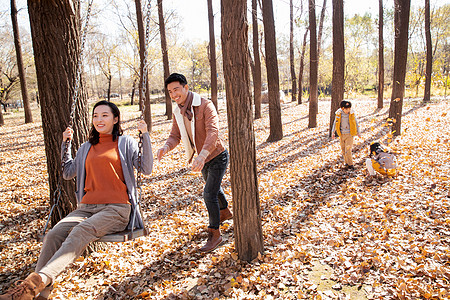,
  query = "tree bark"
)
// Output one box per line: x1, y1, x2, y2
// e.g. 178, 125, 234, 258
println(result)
252, 0, 262, 119
424, 0, 432, 102
135, 0, 152, 132
157, 0, 172, 119
330, 0, 344, 136
289, 0, 297, 103
11, 0, 33, 123
207, 0, 218, 111
221, 0, 263, 263
298, 27, 309, 105
27, 0, 89, 225
317, 0, 327, 64
262, 0, 283, 142
308, 0, 318, 128
378, 0, 384, 109
388, 0, 411, 136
